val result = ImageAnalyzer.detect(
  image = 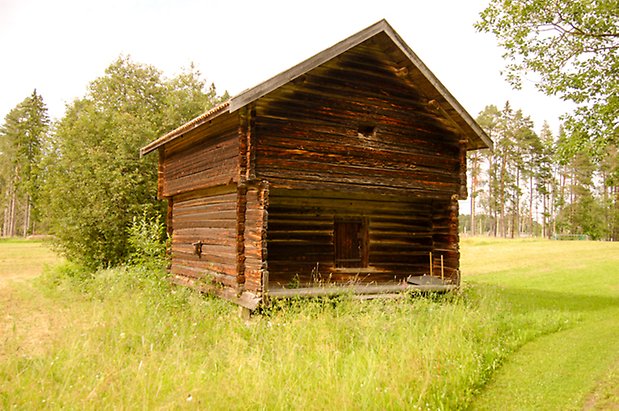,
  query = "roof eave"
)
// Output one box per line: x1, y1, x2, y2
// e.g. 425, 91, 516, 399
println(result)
141, 19, 492, 155
381, 27, 493, 150
140, 101, 231, 157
